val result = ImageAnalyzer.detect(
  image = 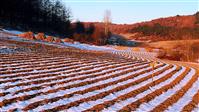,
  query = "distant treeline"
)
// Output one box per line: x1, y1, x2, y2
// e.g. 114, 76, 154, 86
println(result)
0, 0, 72, 37
72, 21, 110, 45
0, 0, 110, 45
131, 23, 199, 40
132, 12, 199, 40
109, 12, 199, 40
